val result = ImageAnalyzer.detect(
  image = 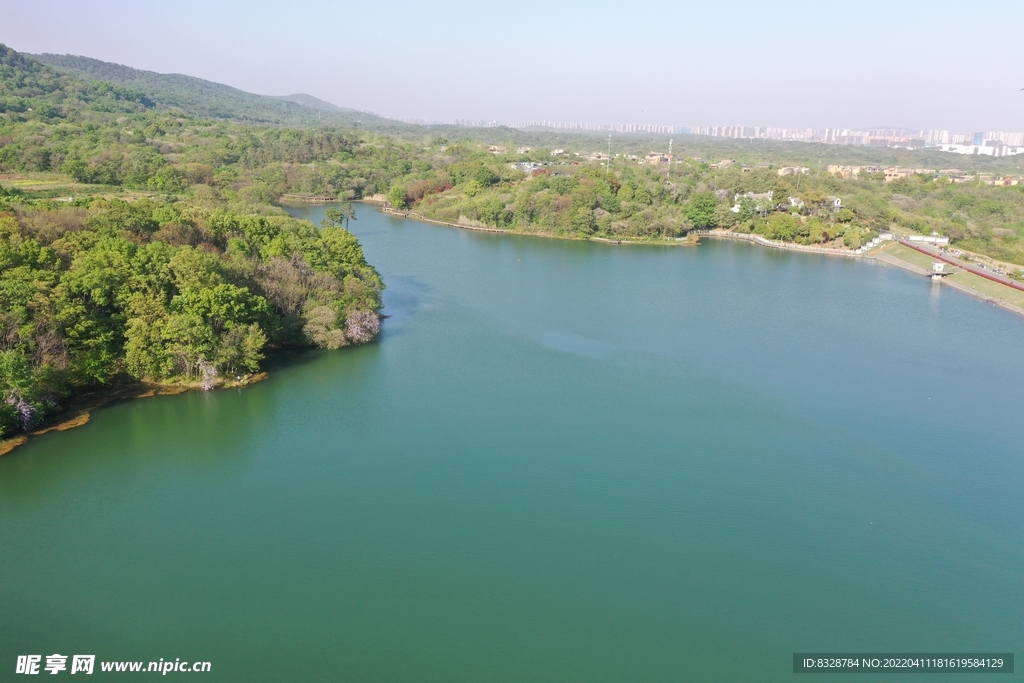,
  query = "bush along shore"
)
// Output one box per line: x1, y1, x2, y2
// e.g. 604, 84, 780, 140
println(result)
0, 197, 382, 448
